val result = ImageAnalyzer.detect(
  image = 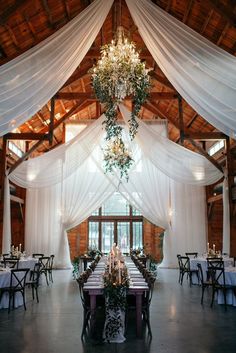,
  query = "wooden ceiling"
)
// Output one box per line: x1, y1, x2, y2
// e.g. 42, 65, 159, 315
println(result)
0, 0, 236, 158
